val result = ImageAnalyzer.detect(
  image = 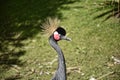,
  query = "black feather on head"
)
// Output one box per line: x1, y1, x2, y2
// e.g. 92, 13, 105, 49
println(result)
56, 27, 66, 36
